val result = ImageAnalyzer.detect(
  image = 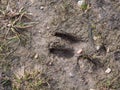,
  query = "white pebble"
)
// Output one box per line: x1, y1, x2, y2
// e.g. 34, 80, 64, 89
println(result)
34, 54, 39, 59
40, 6, 44, 10
107, 47, 110, 53
69, 72, 74, 78
28, 13, 33, 15
47, 26, 50, 30
105, 68, 111, 74
96, 46, 100, 50
93, 36, 98, 40
7, 24, 11, 27
77, 48, 83, 54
